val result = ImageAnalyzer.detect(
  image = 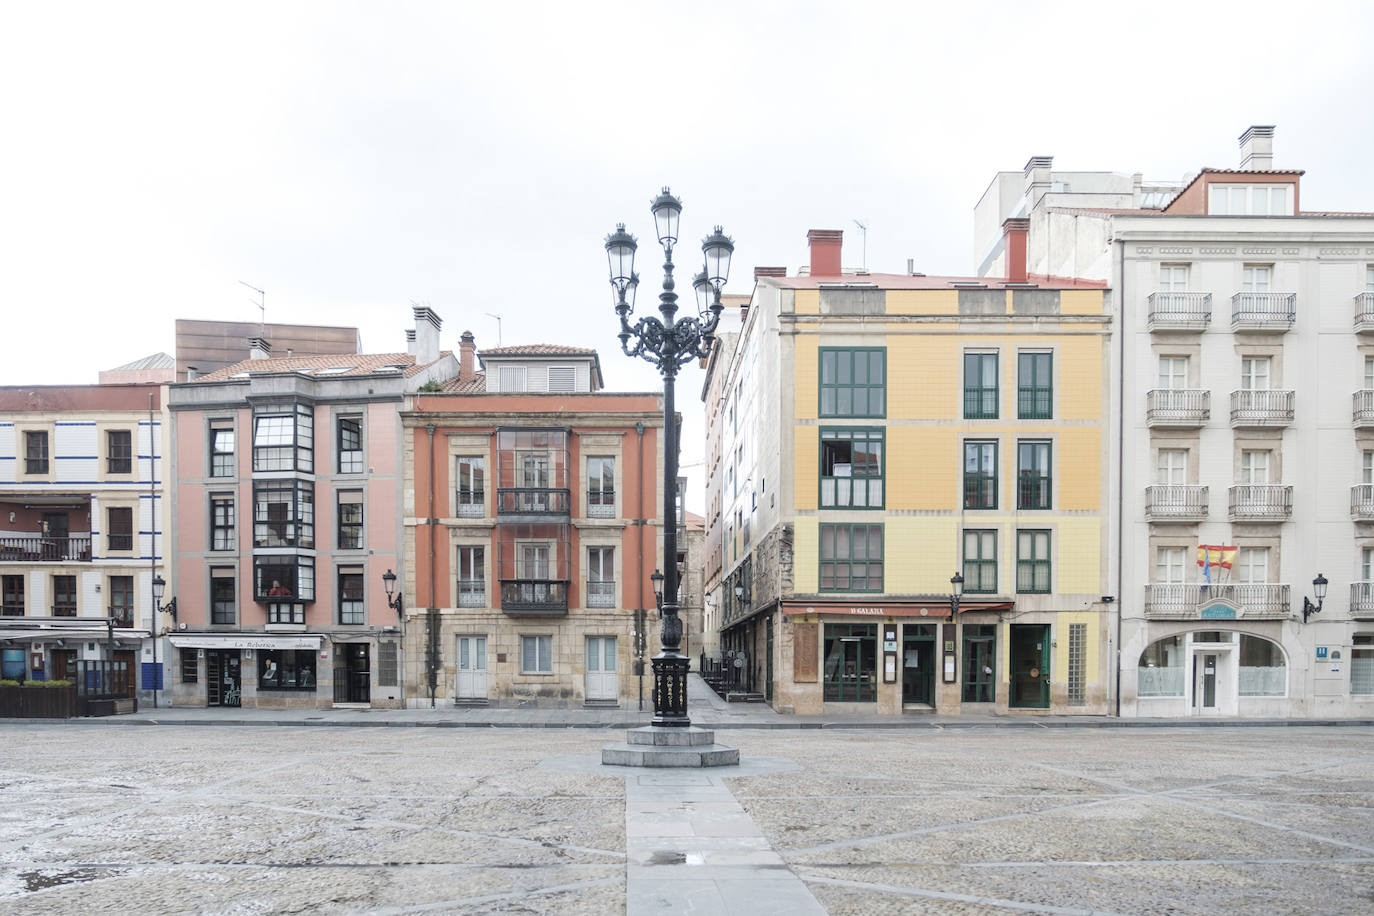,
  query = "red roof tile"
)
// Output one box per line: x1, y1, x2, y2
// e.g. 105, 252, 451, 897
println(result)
479, 344, 598, 357
440, 372, 488, 393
